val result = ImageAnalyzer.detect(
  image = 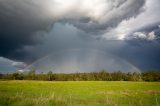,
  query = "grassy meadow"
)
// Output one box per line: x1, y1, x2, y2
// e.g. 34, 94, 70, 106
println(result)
0, 81, 160, 106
